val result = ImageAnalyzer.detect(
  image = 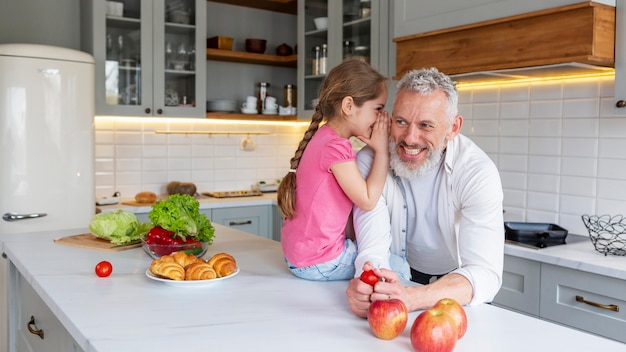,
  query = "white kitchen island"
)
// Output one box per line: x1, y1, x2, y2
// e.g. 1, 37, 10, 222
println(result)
2, 225, 625, 352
